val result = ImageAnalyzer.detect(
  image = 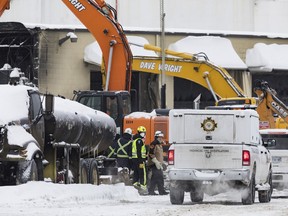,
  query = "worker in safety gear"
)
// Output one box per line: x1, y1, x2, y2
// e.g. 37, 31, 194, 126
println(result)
132, 126, 147, 192
106, 134, 120, 158
115, 128, 133, 170
147, 131, 169, 195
